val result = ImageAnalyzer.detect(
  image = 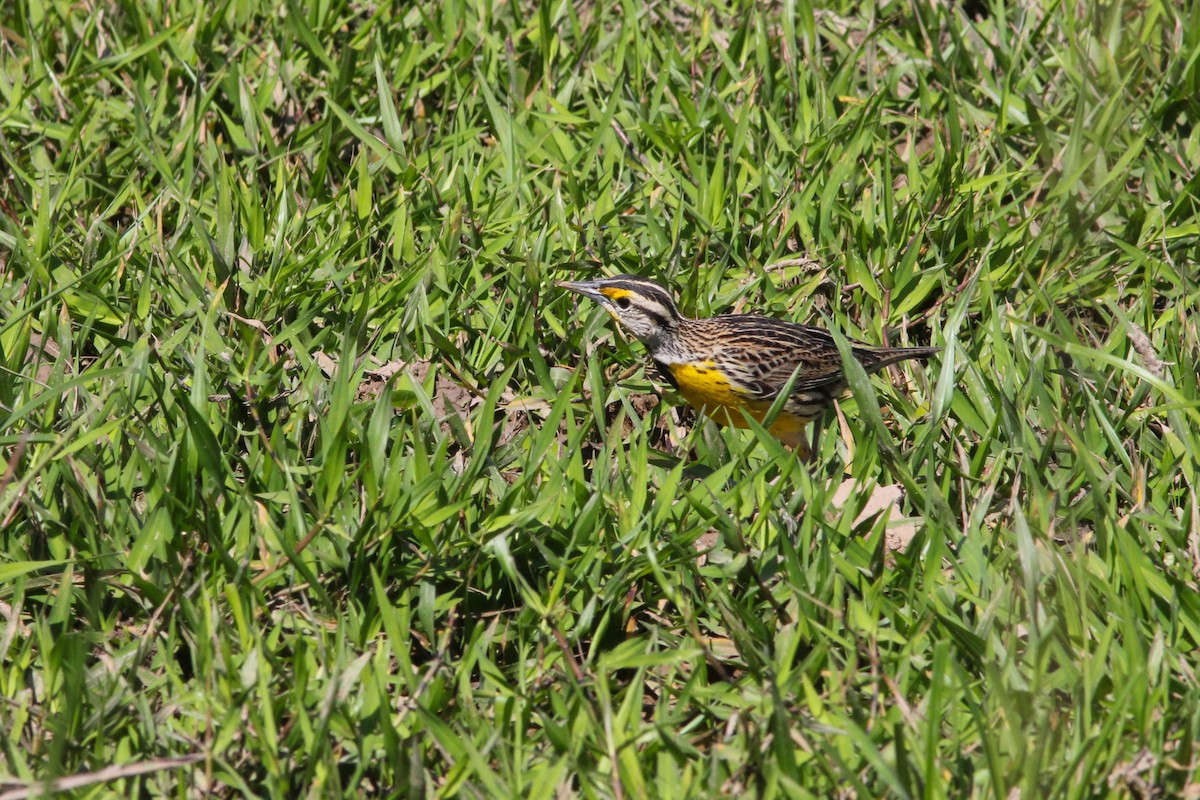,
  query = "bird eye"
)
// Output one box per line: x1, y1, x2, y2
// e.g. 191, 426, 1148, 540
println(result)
616, 297, 632, 310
